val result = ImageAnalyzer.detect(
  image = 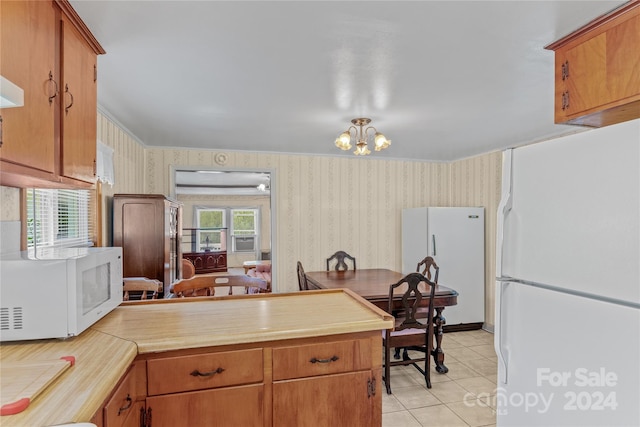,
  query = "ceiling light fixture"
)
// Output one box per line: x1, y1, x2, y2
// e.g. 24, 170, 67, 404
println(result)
335, 118, 391, 156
